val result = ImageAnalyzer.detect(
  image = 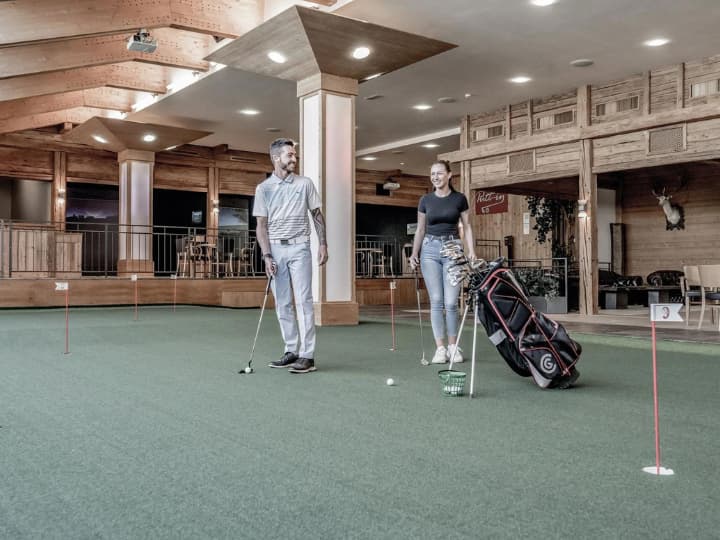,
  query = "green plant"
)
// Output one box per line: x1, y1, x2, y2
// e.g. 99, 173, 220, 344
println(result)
514, 267, 561, 299
526, 196, 575, 246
